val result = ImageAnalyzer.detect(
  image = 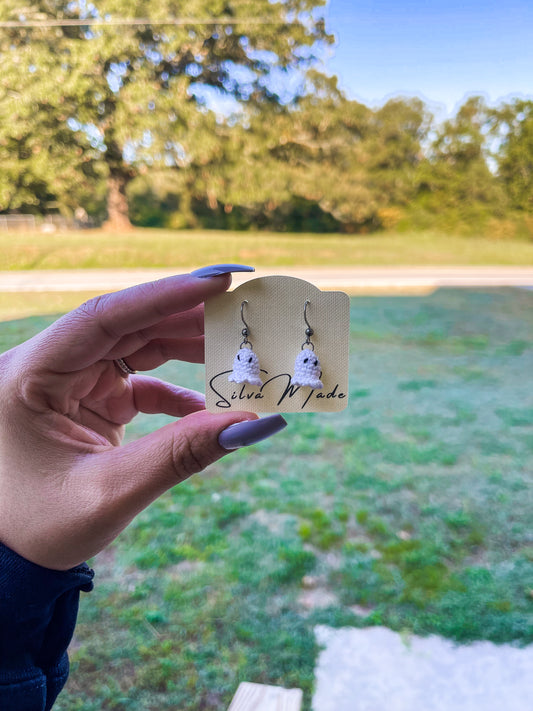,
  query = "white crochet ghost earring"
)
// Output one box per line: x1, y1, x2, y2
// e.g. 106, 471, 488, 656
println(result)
228, 300, 263, 387
292, 299, 324, 389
